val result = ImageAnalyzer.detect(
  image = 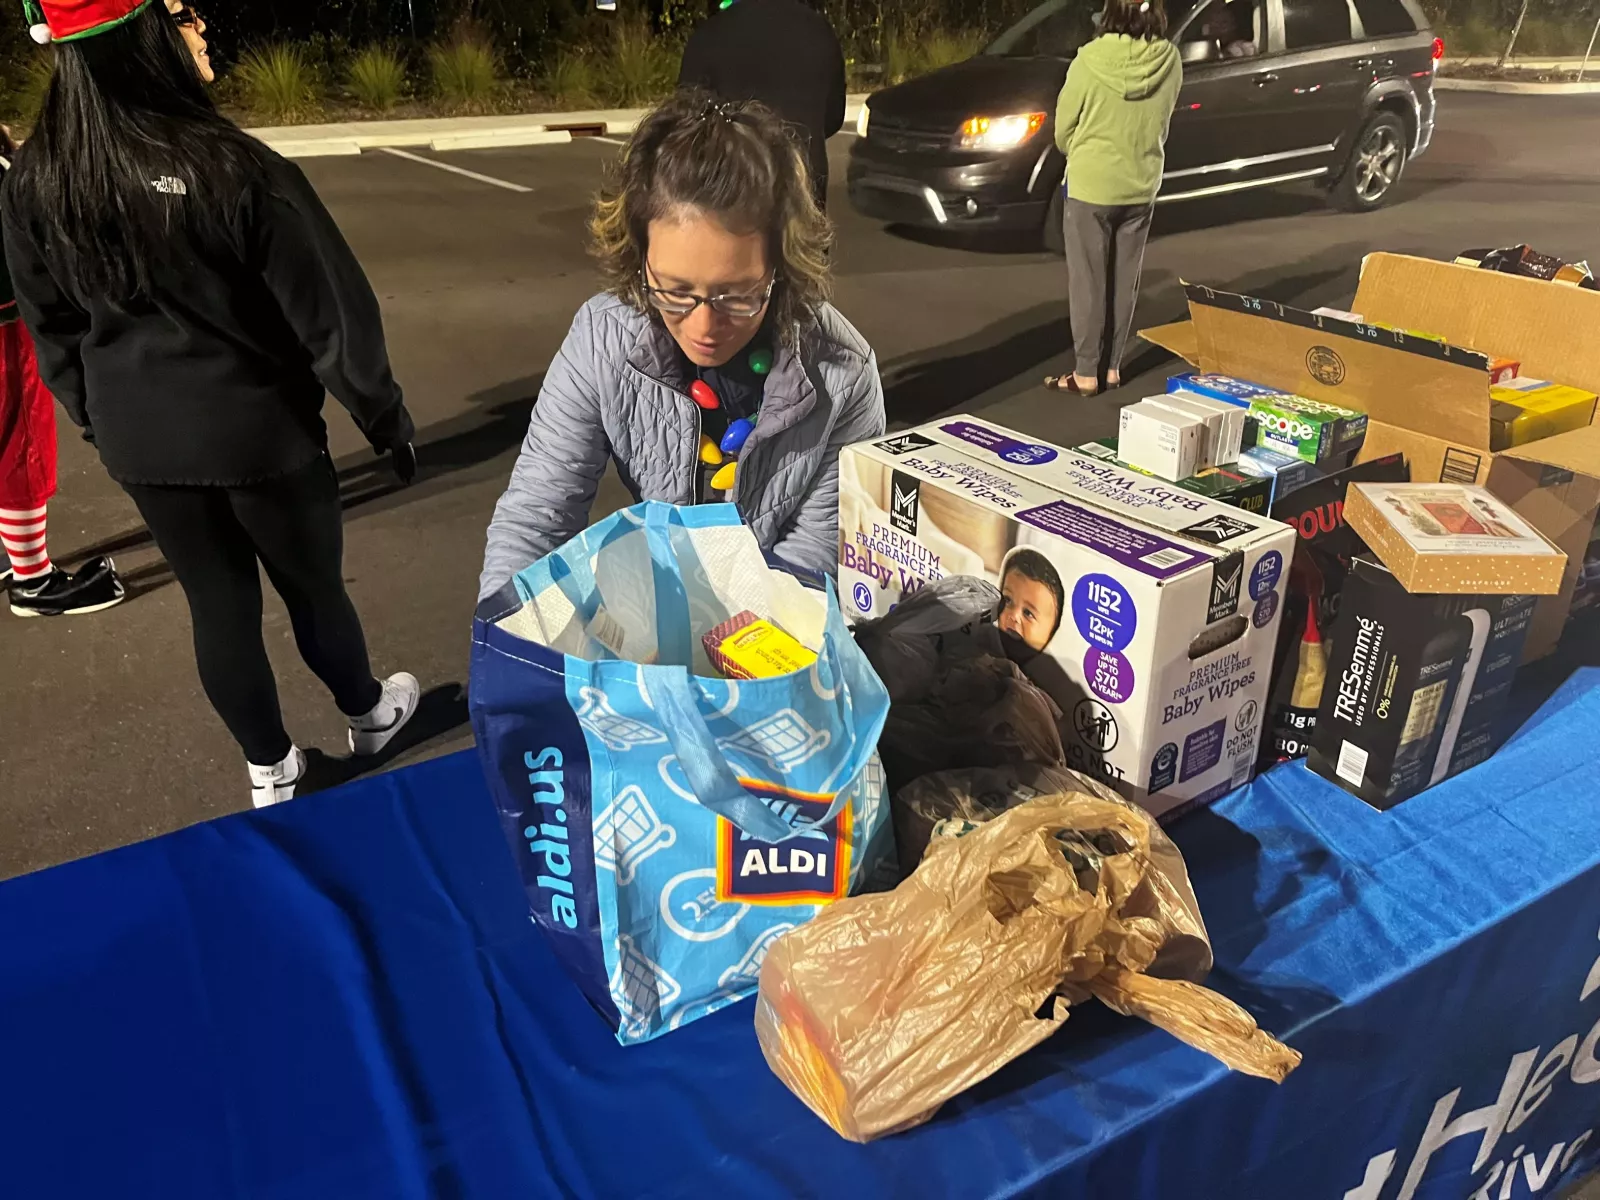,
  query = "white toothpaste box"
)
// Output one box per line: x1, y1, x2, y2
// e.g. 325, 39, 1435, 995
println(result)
1166, 390, 1247, 465
839, 417, 1296, 820
1119, 400, 1203, 481
1148, 393, 1229, 470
